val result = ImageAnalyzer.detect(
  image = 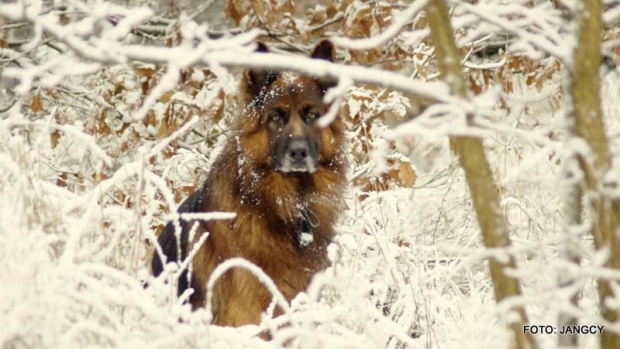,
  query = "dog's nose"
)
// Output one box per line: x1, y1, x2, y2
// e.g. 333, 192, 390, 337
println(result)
288, 140, 310, 161
277, 137, 317, 173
